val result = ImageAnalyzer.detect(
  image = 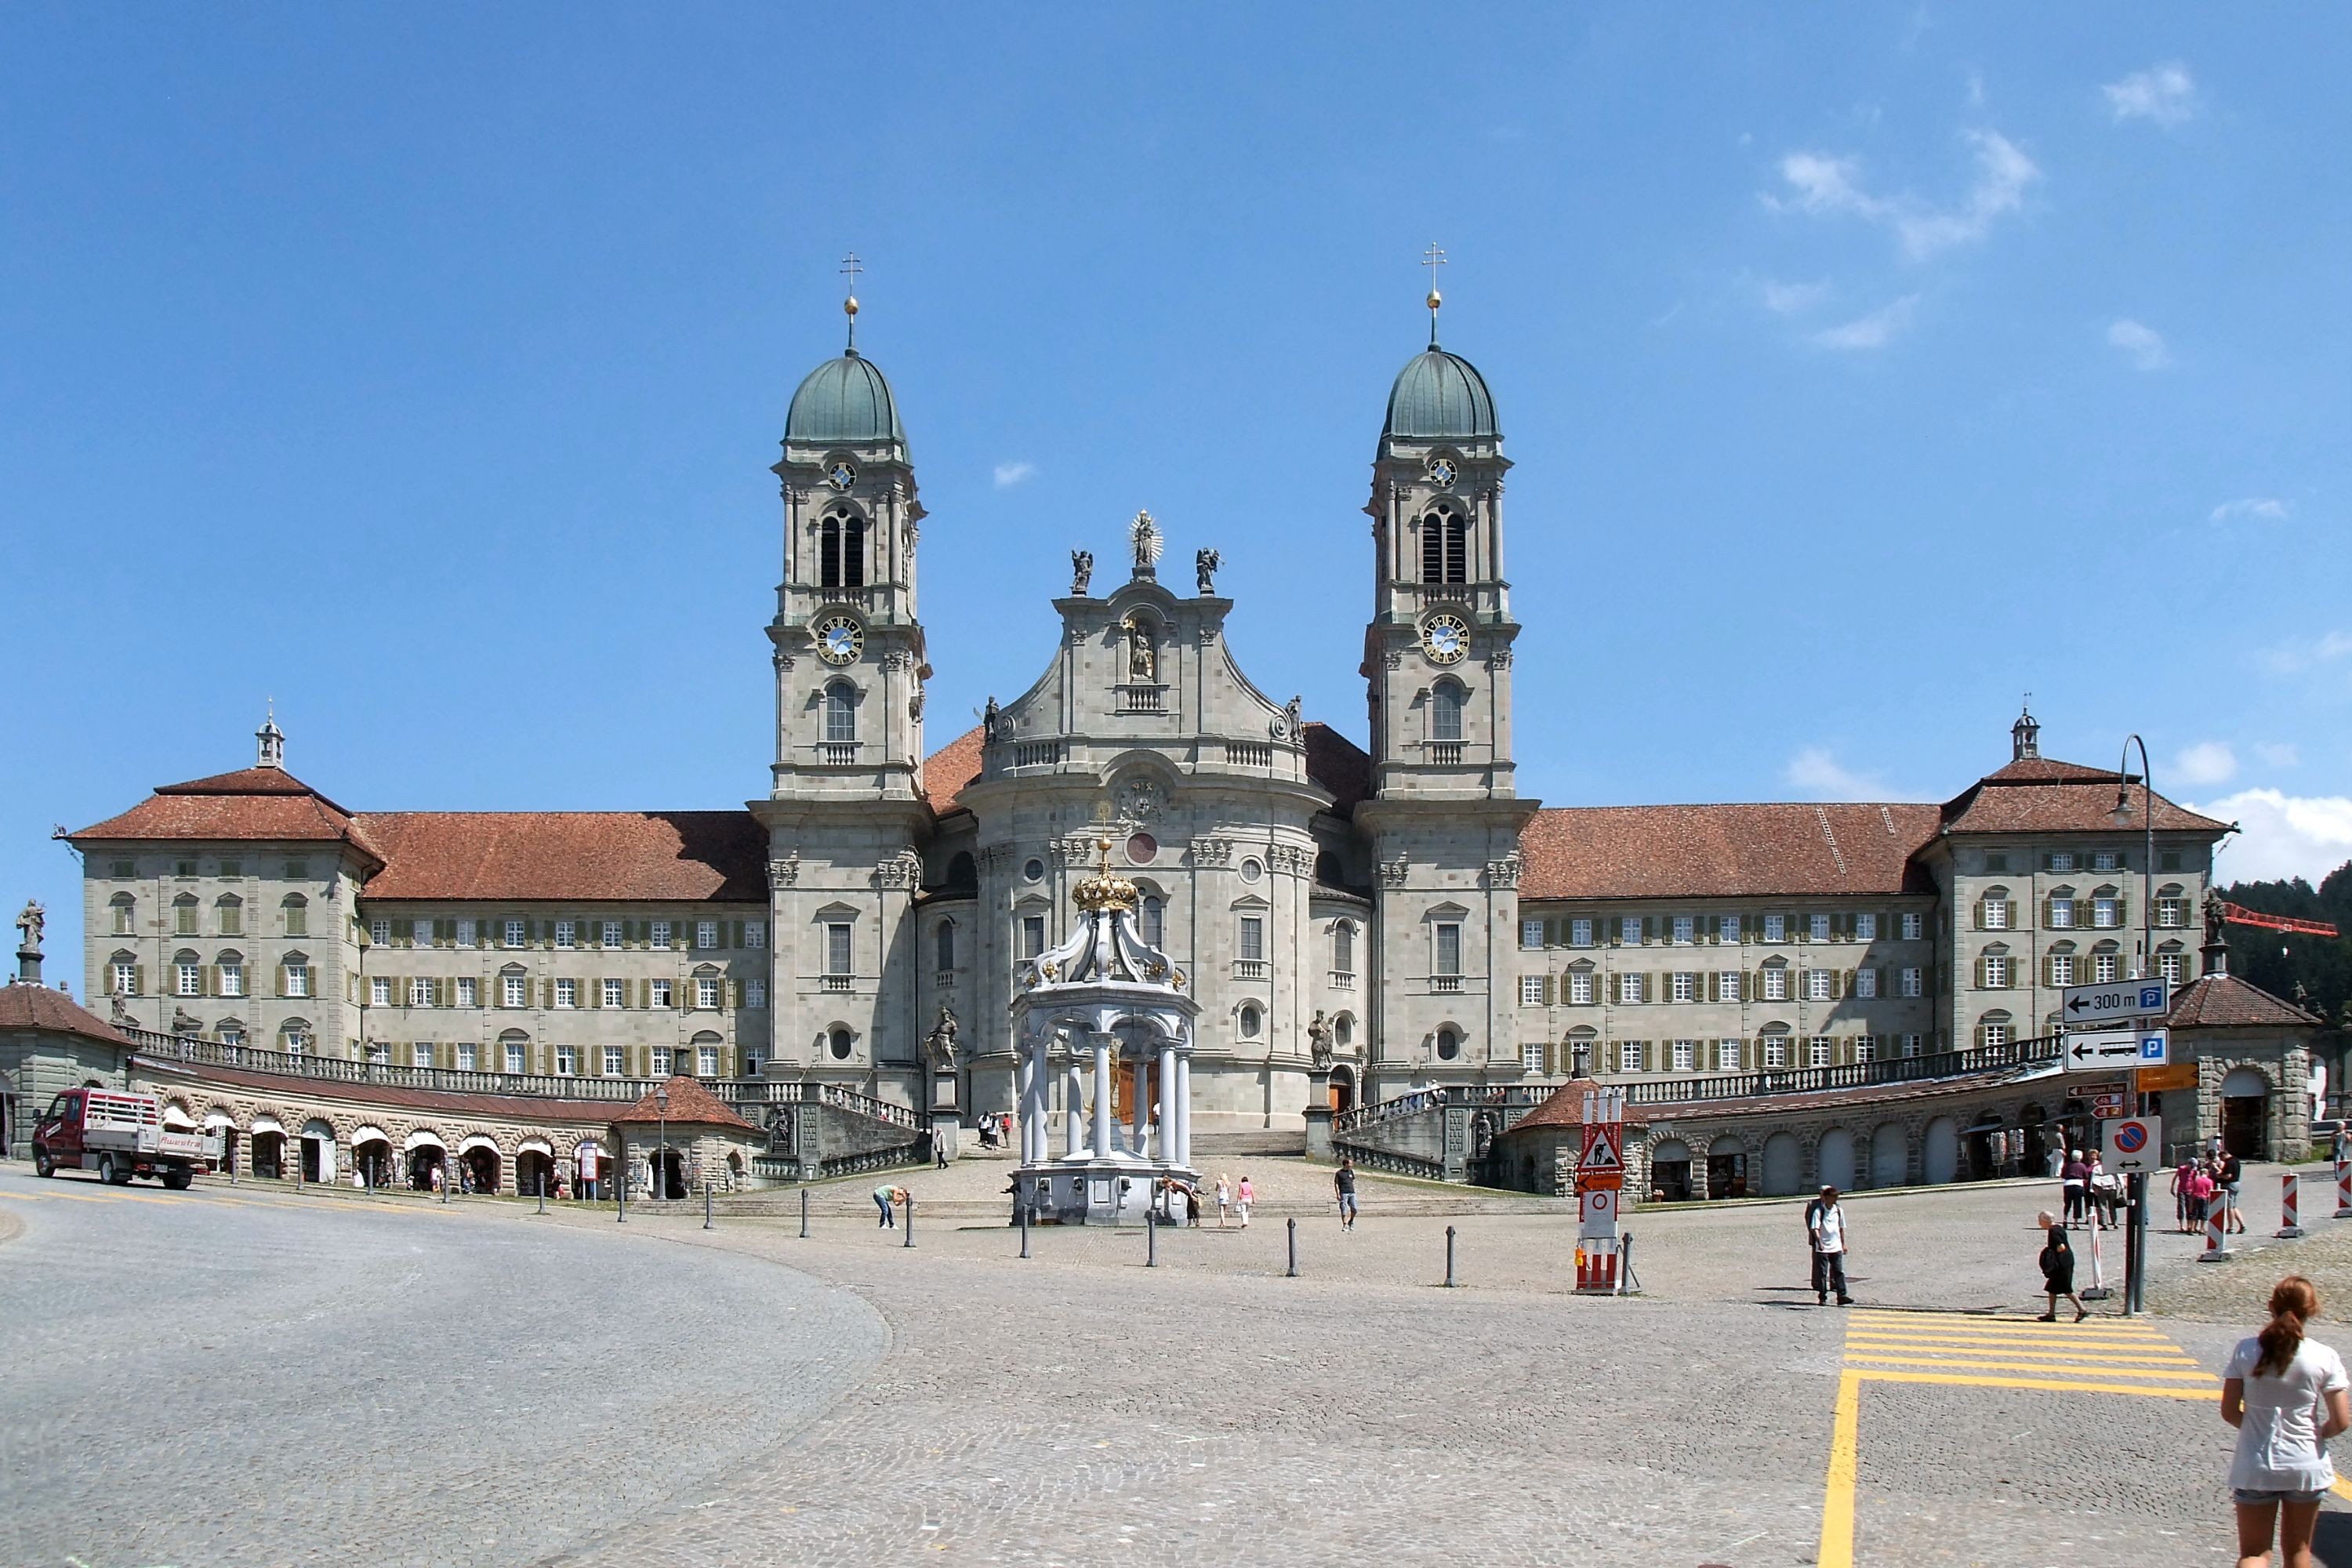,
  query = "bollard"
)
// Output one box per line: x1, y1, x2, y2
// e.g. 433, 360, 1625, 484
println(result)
1020, 1201, 1032, 1259
1444, 1225, 1457, 1289
2279, 1171, 2306, 1239
903, 1195, 914, 1249
617, 1173, 626, 1224
537, 1172, 547, 1216
2198, 1206, 2231, 1263
1285, 1215, 1298, 1278
441, 1164, 450, 1205
2336, 1157, 2351, 1220
800, 1185, 809, 1238
1146, 1210, 1158, 1268
704, 1180, 713, 1231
